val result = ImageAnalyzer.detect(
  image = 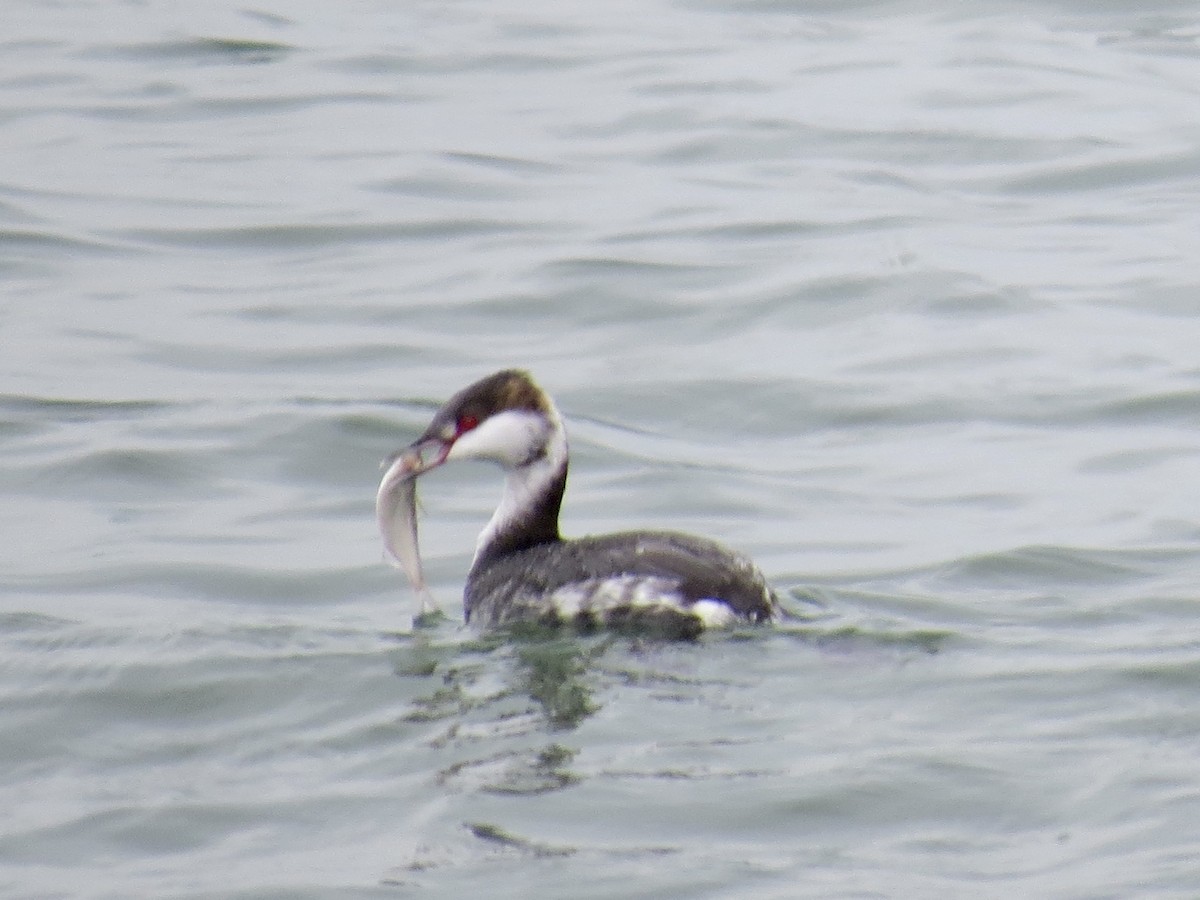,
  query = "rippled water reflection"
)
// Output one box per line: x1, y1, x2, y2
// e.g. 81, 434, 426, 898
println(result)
4, 0, 1200, 896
